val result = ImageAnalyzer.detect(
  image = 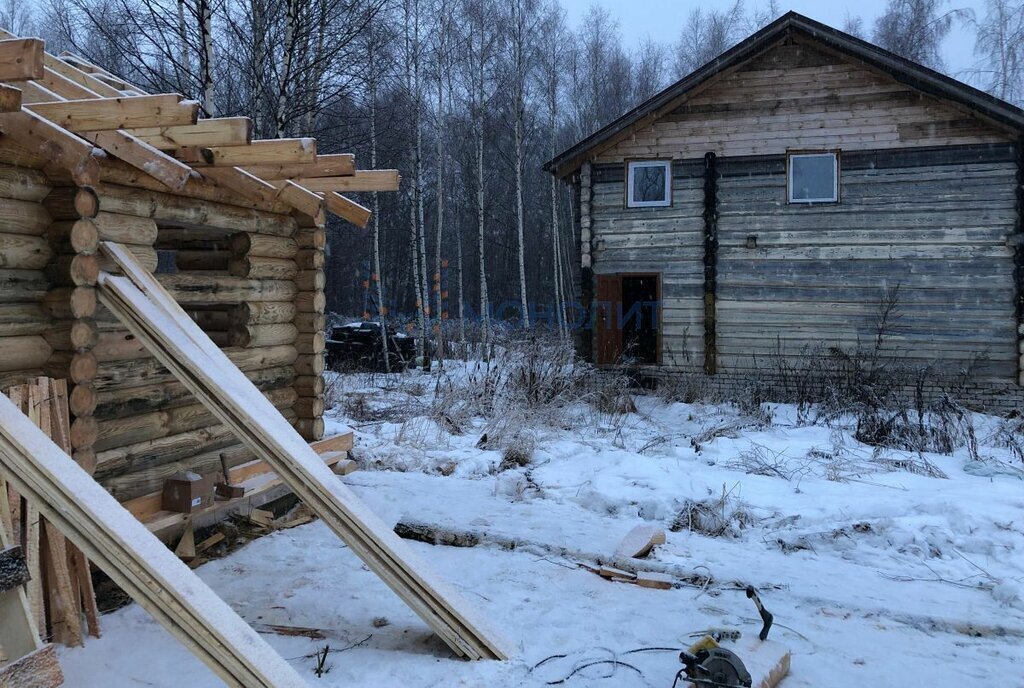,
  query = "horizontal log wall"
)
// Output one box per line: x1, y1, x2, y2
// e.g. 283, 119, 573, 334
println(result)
0, 164, 53, 388
590, 161, 705, 367
594, 38, 1012, 164
714, 147, 1018, 380
39, 179, 318, 503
